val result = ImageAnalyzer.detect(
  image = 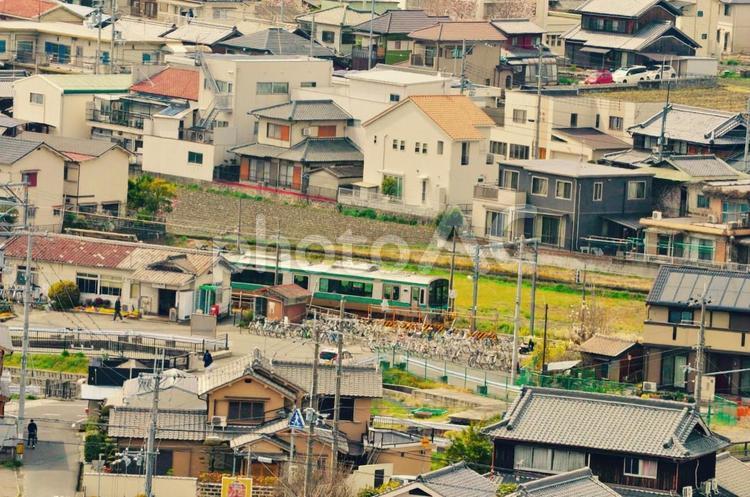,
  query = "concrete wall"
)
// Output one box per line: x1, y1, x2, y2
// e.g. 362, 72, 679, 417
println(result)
82, 473, 197, 497
77, 148, 130, 210
374, 444, 432, 476
142, 135, 218, 182
13, 77, 63, 132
